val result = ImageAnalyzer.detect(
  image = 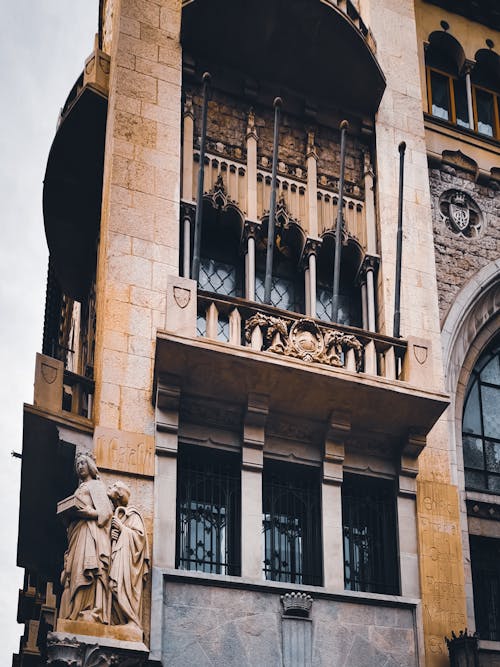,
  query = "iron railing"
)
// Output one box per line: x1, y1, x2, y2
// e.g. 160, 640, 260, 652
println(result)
176, 446, 241, 576
262, 461, 322, 586
342, 474, 399, 595
470, 536, 500, 641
